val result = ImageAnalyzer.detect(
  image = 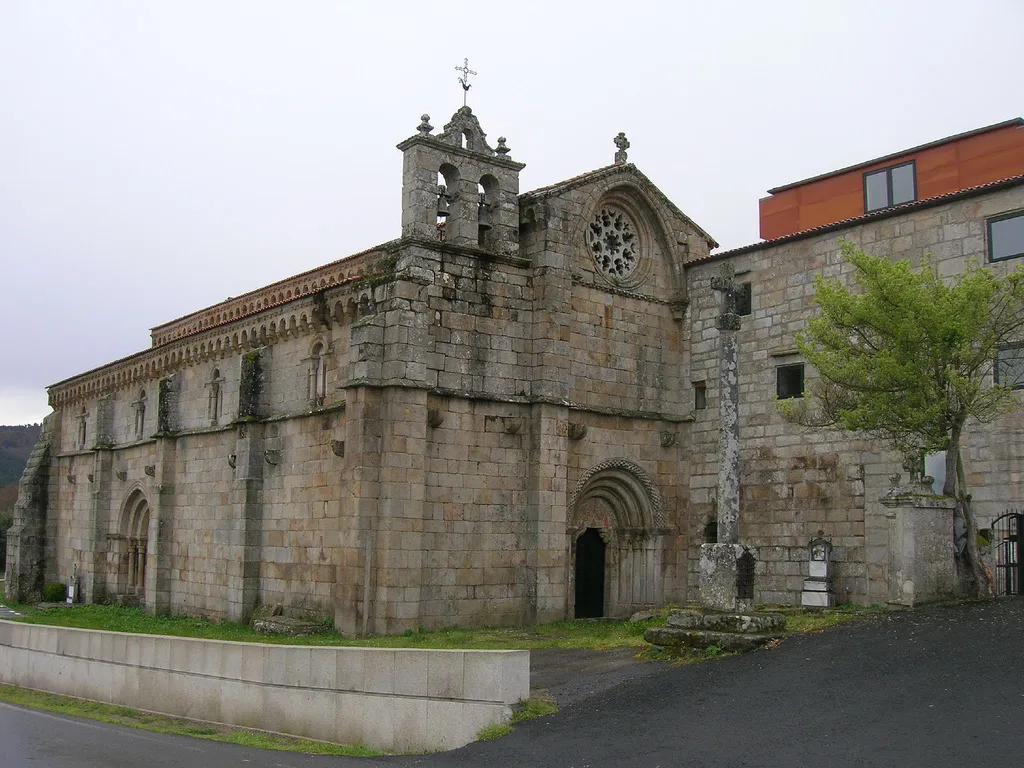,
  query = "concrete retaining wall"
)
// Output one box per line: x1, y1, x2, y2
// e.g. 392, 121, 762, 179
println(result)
0, 621, 530, 752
